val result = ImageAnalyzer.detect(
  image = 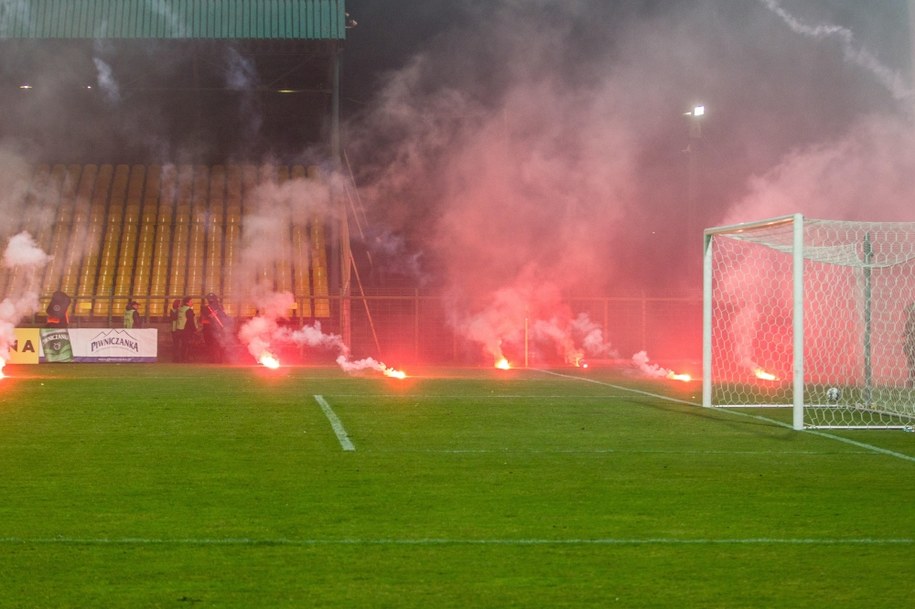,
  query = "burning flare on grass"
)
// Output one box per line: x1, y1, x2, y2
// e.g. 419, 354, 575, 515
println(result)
666, 371, 692, 382
632, 351, 691, 382
236, 291, 409, 378
453, 280, 618, 369
383, 366, 408, 379
335, 355, 408, 379
258, 351, 281, 369
495, 357, 512, 370
753, 367, 779, 381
